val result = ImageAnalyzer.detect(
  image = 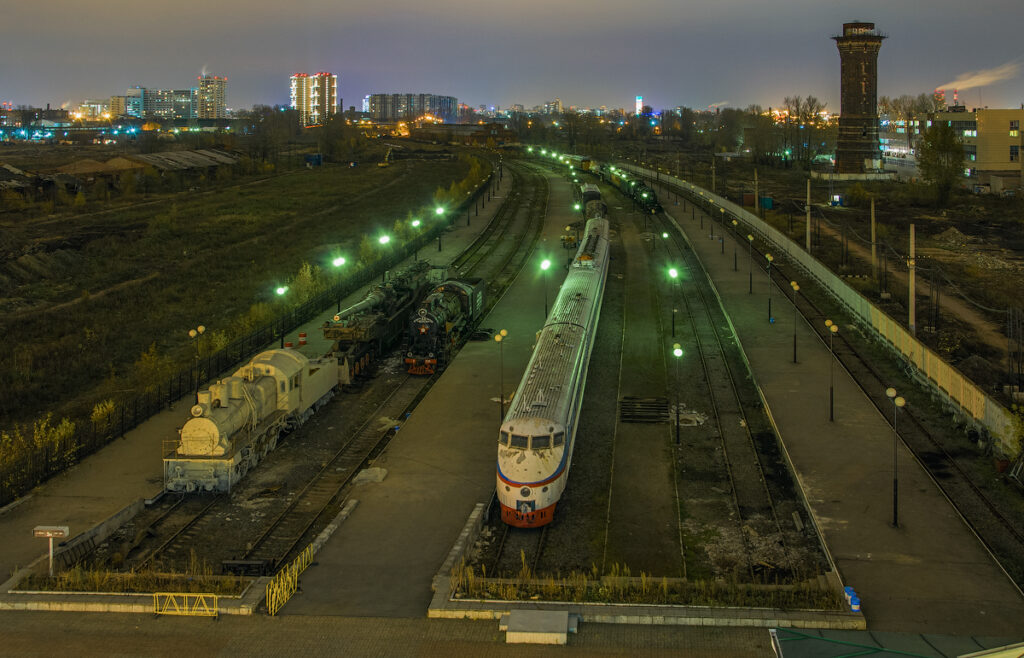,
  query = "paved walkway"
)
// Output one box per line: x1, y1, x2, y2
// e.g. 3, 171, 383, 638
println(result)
659, 185, 1024, 637
0, 167, 511, 581
0, 611, 771, 656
